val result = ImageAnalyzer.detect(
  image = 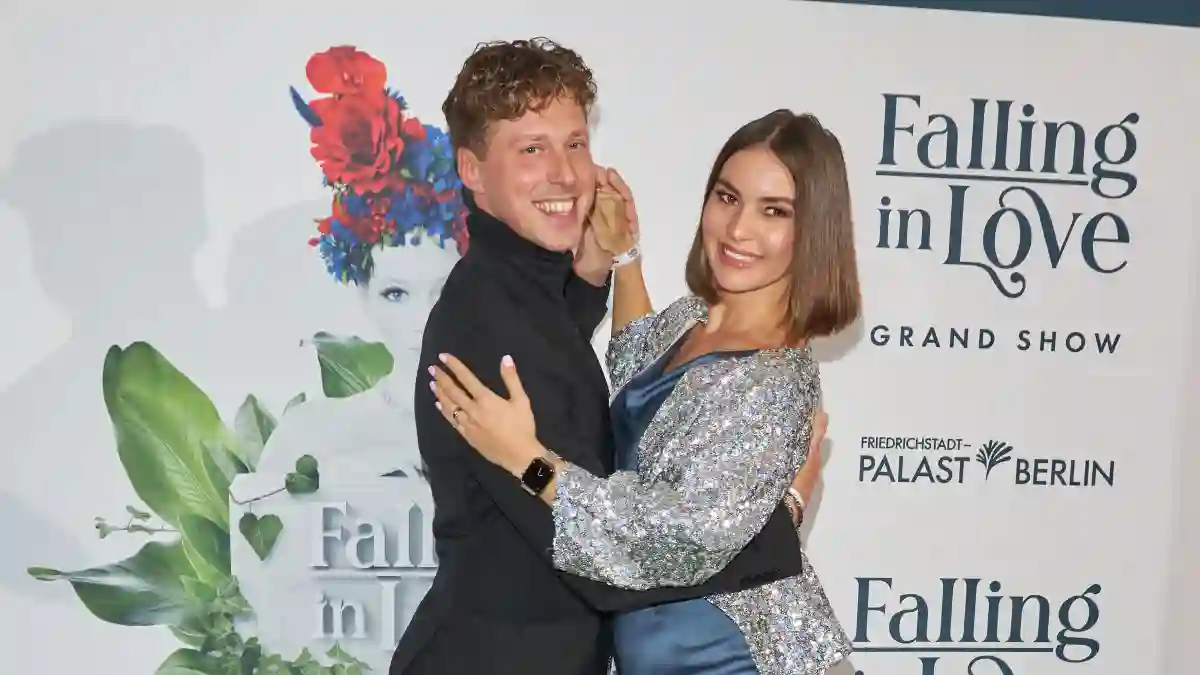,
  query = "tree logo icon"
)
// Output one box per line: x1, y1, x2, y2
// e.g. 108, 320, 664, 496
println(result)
975, 440, 1014, 480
